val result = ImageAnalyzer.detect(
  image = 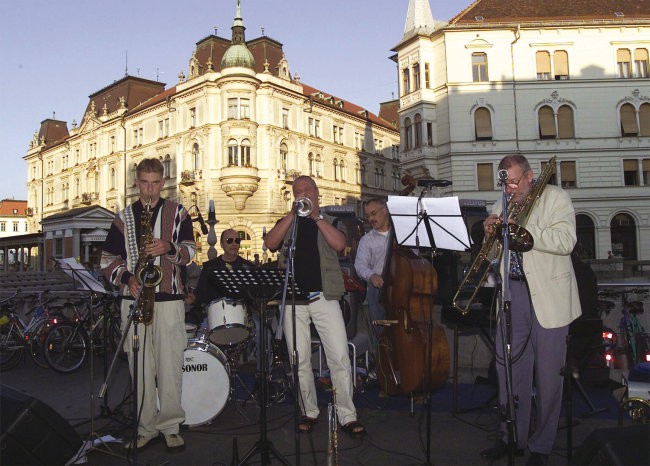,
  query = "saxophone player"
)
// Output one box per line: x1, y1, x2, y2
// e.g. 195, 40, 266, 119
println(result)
480, 154, 581, 466
101, 158, 196, 452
